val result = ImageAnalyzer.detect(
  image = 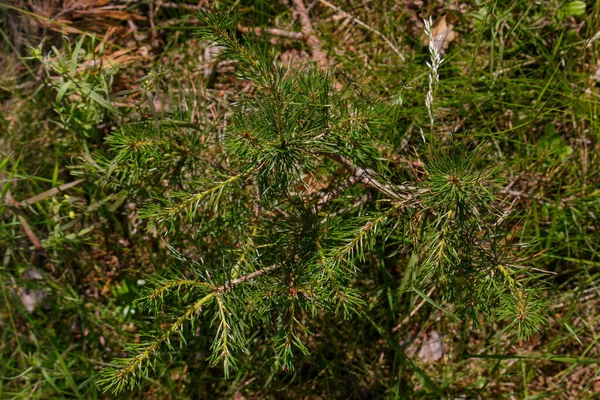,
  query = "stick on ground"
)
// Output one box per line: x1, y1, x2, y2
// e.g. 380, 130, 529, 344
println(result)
292, 0, 329, 68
